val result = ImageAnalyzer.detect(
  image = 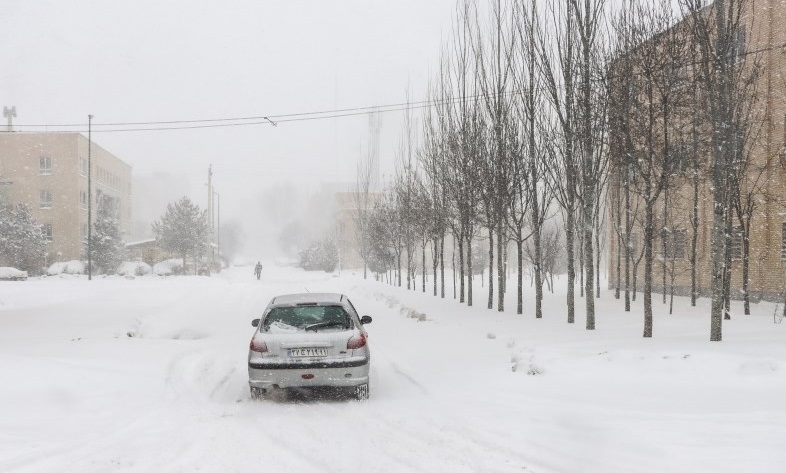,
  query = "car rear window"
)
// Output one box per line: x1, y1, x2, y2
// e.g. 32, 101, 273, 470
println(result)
263, 305, 350, 331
